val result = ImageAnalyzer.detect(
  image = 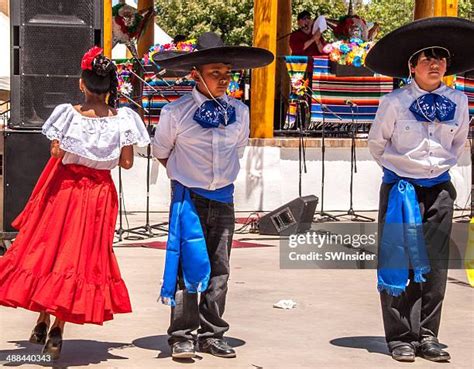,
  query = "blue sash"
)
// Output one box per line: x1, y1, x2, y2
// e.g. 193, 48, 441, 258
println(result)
191, 183, 234, 204
378, 168, 450, 296
160, 182, 235, 305
160, 182, 211, 306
